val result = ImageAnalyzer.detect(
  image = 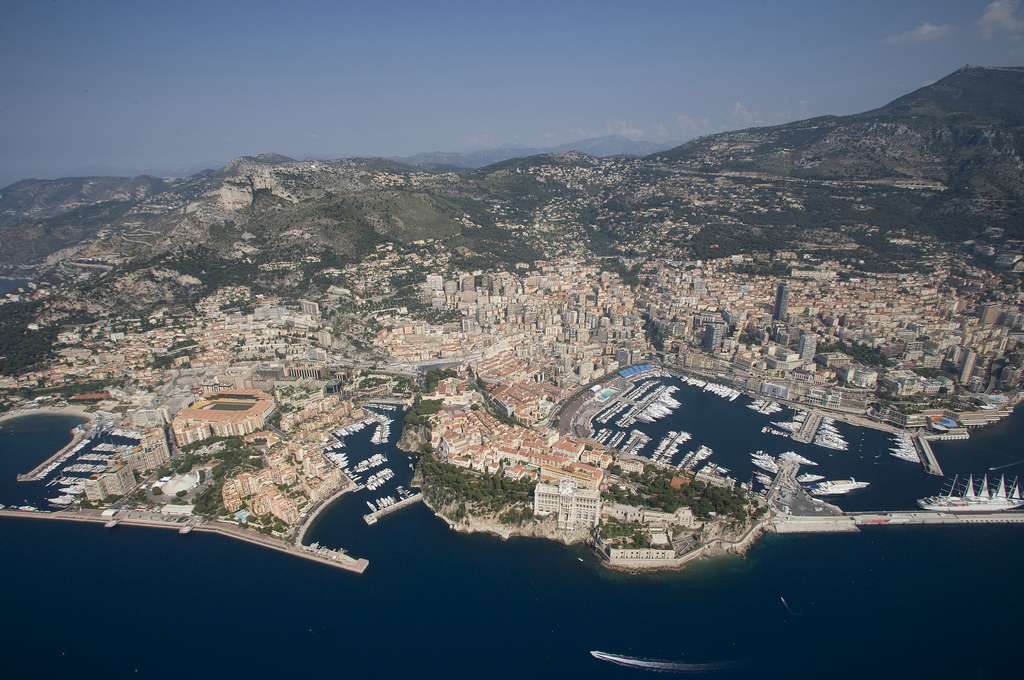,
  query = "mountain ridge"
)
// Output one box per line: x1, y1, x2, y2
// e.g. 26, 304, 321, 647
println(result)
395, 135, 680, 170
656, 66, 1024, 203
0, 65, 1022, 316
